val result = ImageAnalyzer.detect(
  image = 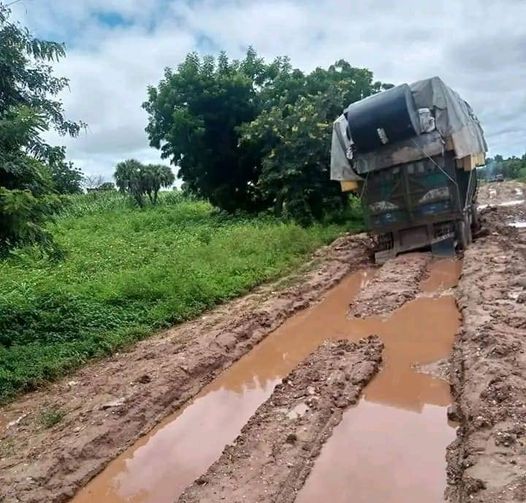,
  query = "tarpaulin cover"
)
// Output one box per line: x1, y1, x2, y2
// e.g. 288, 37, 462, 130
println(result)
330, 114, 362, 181
330, 76, 487, 180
